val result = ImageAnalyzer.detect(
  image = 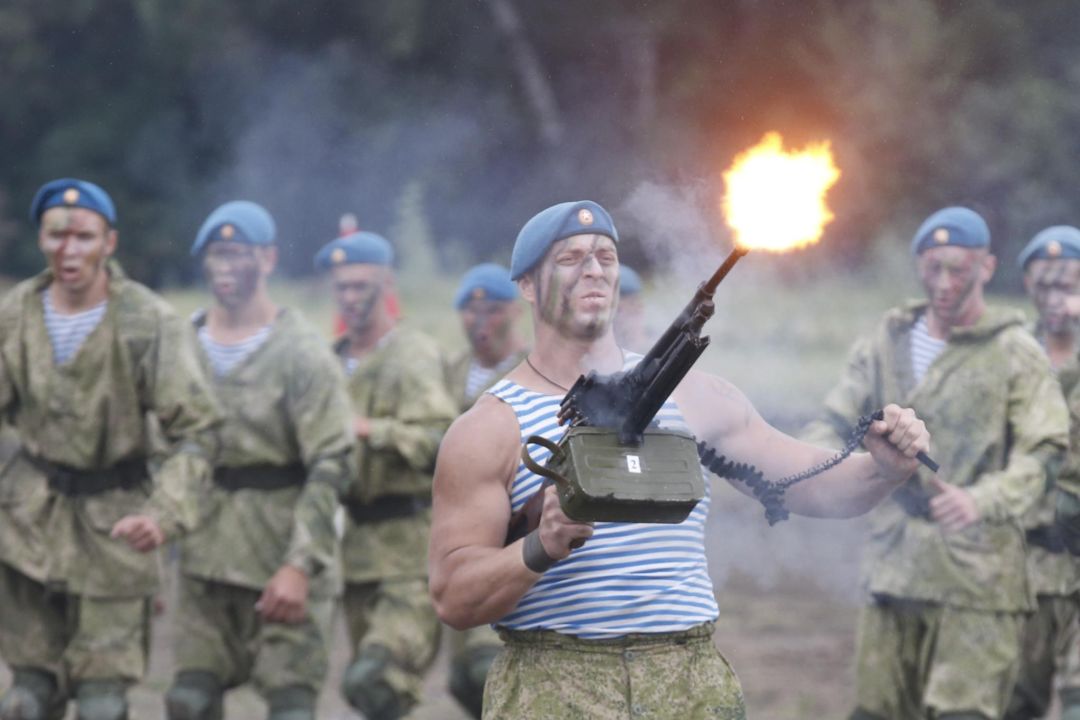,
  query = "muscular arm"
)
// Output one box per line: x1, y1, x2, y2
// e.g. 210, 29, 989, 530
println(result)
675, 370, 927, 518
429, 395, 590, 629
